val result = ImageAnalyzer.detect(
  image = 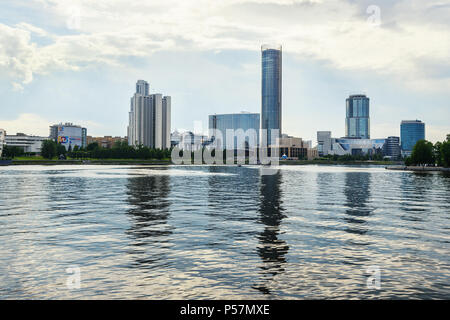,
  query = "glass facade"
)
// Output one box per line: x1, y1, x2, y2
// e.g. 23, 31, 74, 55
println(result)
345, 95, 370, 139
261, 45, 282, 146
209, 113, 260, 150
401, 120, 425, 152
